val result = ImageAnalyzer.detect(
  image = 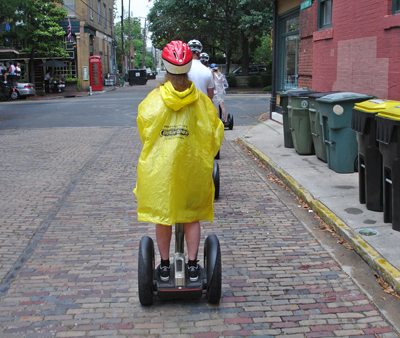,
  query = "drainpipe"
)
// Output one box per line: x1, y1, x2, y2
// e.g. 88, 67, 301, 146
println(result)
269, 0, 278, 114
